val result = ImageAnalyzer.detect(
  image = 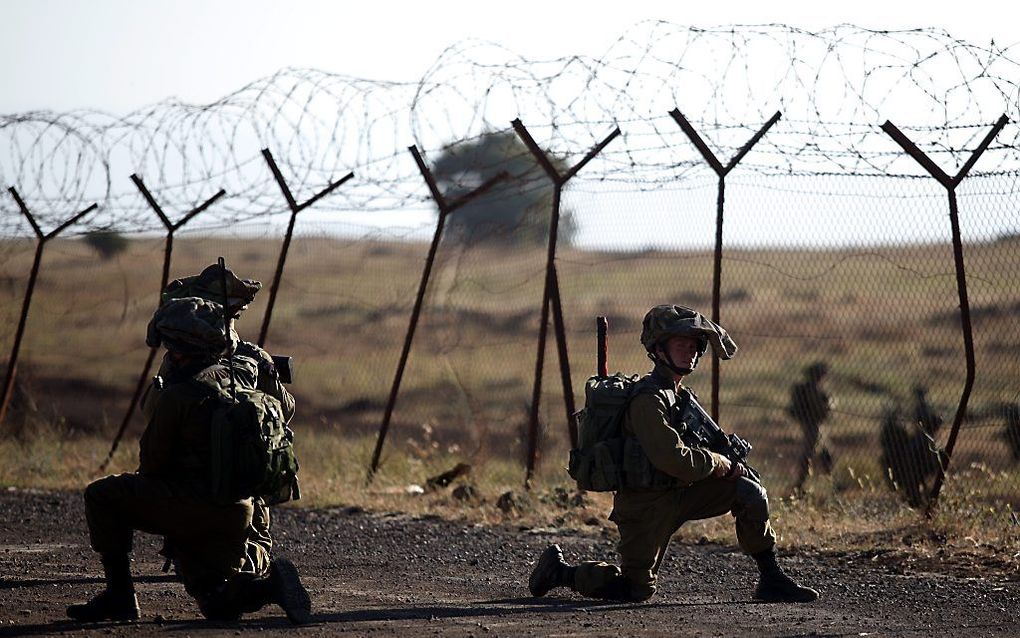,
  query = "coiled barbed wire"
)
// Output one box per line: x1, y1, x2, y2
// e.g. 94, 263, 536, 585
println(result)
1, 23, 1019, 236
